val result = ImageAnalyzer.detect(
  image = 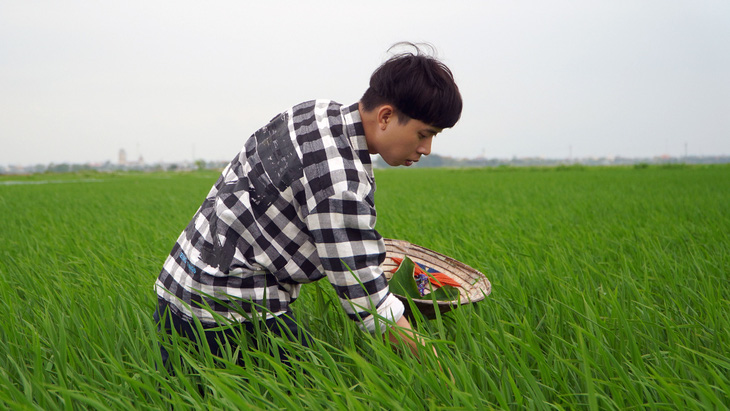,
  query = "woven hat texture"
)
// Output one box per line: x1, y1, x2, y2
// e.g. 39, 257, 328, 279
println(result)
383, 238, 492, 318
